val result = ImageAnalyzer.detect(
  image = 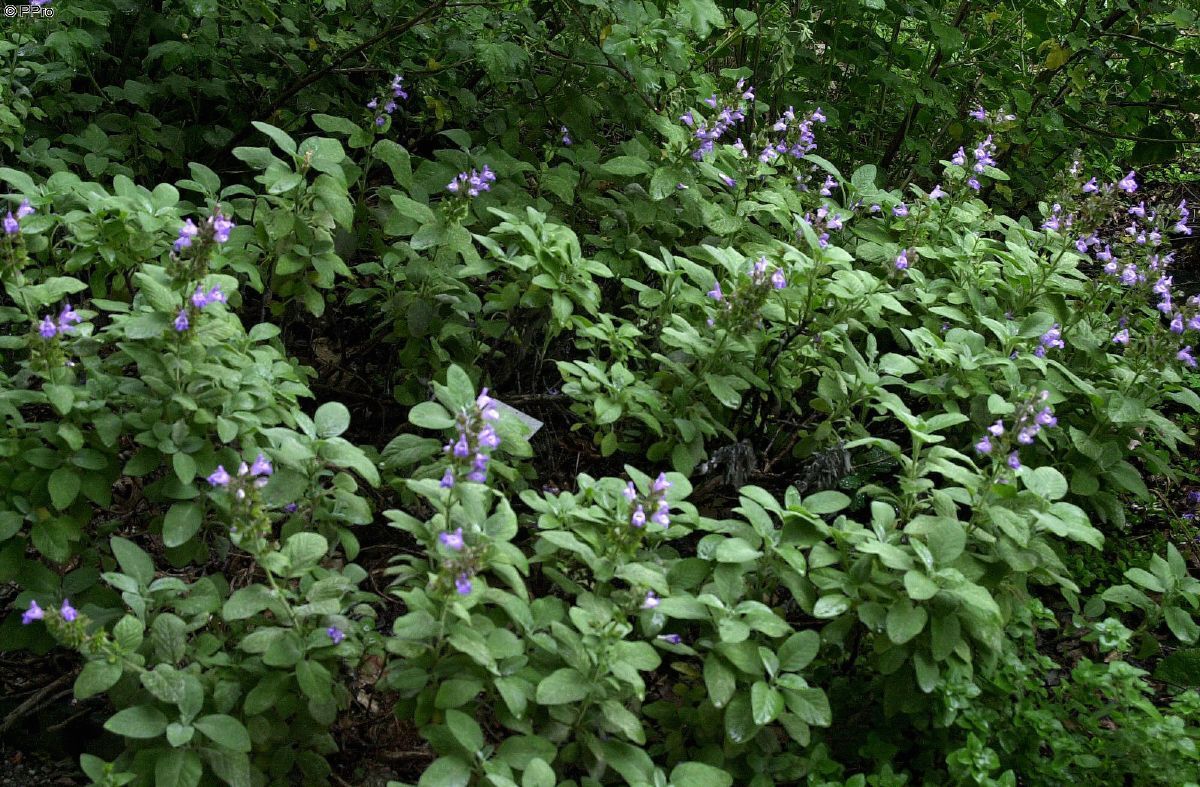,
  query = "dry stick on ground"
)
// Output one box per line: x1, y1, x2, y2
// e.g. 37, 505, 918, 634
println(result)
0, 671, 75, 736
